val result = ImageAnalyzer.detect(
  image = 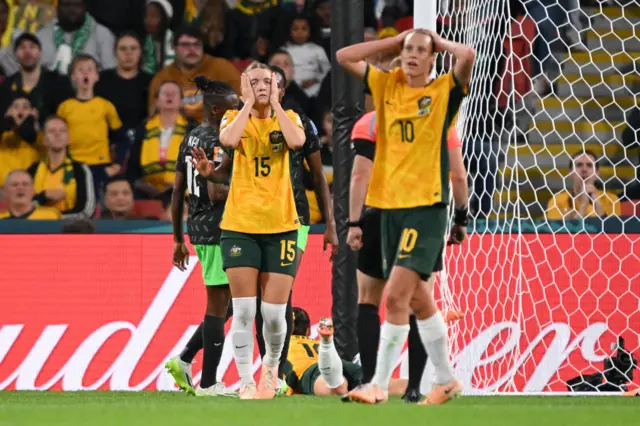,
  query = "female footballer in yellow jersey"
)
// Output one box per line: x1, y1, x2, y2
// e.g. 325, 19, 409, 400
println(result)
337, 29, 475, 405
201, 62, 305, 400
